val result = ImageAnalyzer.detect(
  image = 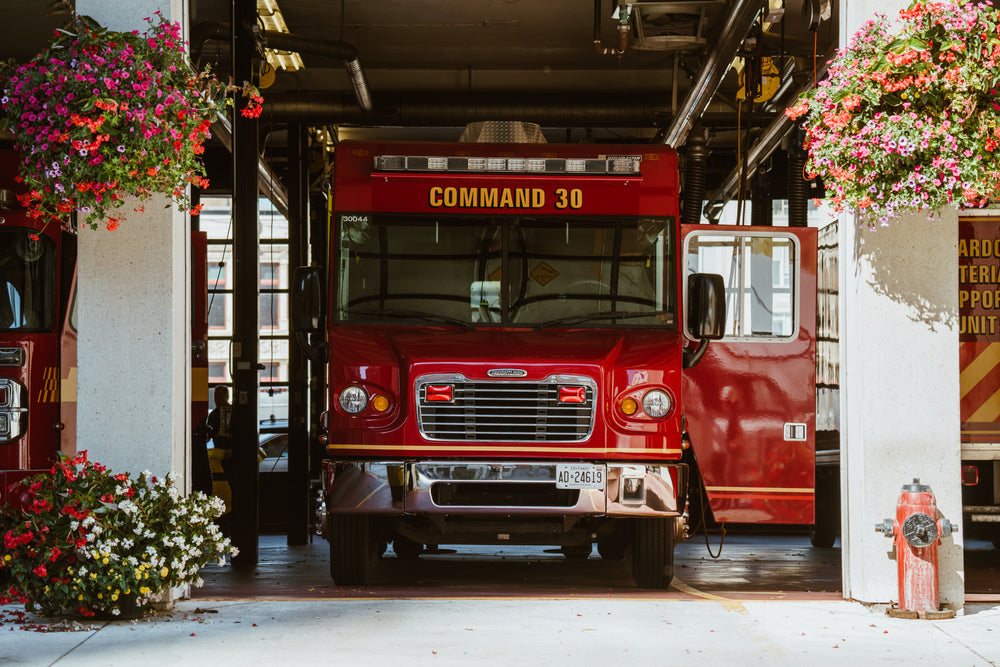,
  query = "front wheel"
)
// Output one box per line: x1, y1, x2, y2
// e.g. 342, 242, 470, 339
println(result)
629, 517, 676, 588
329, 514, 380, 585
